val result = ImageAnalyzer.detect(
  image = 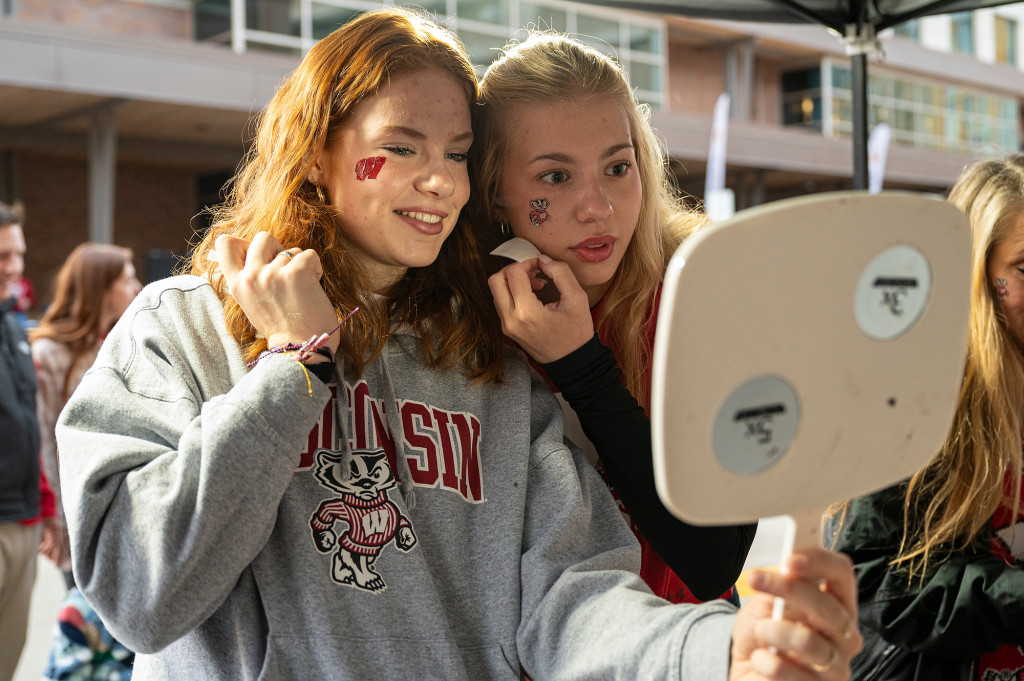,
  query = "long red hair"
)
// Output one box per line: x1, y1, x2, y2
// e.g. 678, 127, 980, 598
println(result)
190, 8, 503, 381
